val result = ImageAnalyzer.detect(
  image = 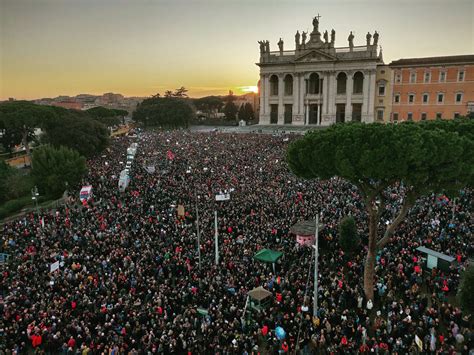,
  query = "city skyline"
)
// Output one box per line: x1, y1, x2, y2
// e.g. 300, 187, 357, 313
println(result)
1, 0, 473, 100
